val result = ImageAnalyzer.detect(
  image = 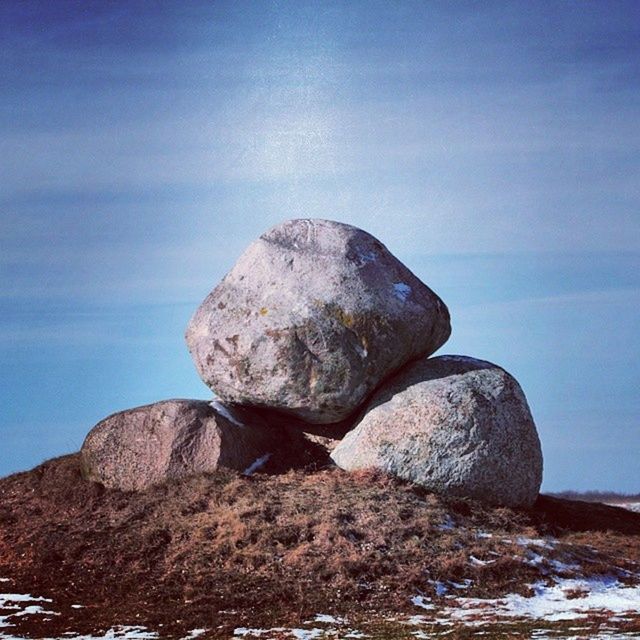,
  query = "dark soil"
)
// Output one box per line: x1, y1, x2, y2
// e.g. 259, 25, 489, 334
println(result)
1, 454, 639, 639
